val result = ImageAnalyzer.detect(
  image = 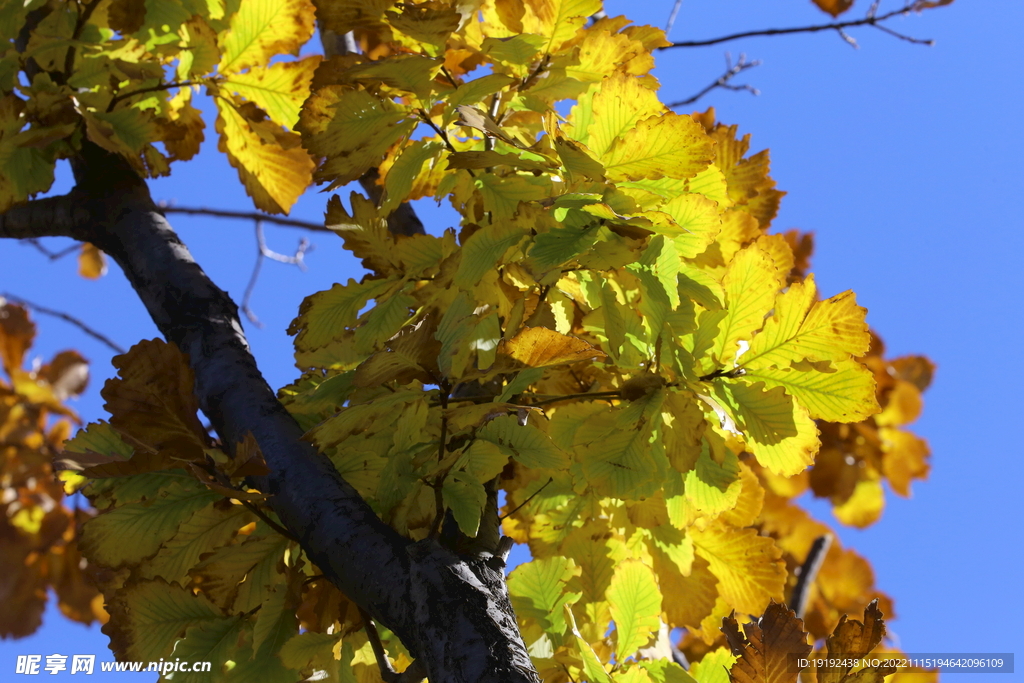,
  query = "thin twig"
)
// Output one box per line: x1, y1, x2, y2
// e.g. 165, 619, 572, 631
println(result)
241, 221, 311, 327
665, 0, 684, 37
0, 292, 125, 354
499, 477, 553, 521
20, 238, 79, 261
661, 3, 934, 49
669, 53, 761, 108
429, 381, 452, 539
790, 533, 833, 618
526, 390, 621, 407
360, 607, 401, 682
63, 0, 100, 79
158, 204, 332, 232
107, 80, 199, 112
